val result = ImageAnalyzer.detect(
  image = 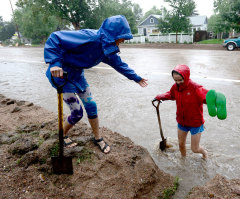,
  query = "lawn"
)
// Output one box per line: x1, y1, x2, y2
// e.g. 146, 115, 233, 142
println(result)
198, 39, 224, 44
